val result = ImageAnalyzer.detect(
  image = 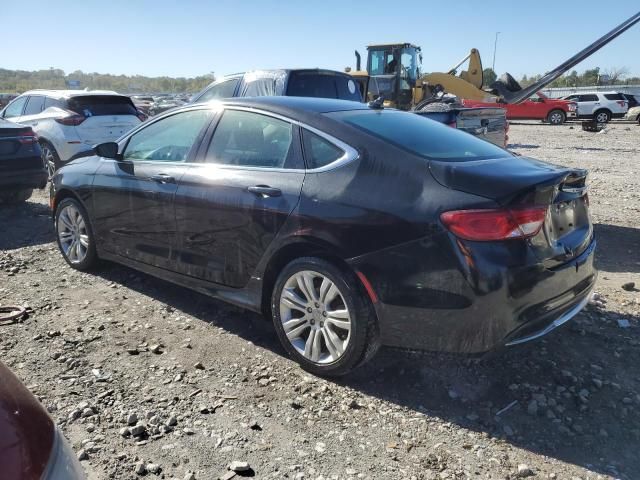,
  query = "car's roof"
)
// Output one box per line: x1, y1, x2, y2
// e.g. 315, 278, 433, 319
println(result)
20, 89, 126, 99
214, 68, 355, 84
198, 96, 370, 116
